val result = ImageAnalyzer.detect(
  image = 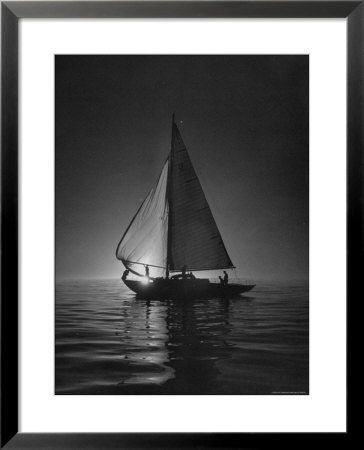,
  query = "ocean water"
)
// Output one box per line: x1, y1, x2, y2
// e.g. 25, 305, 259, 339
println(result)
55, 279, 308, 395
